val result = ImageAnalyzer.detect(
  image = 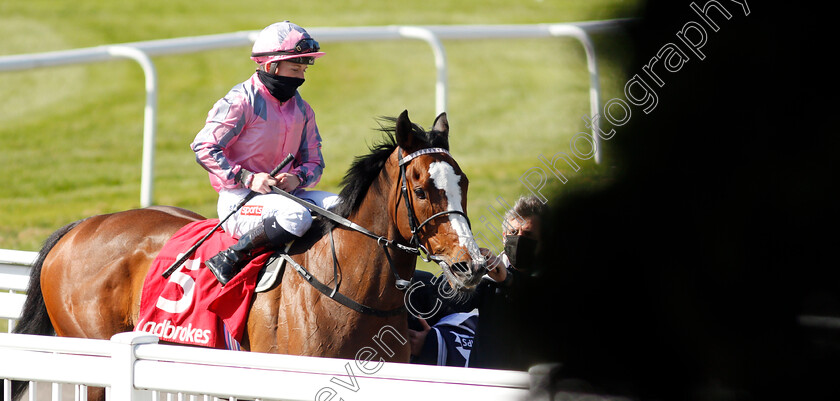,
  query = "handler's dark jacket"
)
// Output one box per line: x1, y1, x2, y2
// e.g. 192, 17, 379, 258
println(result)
447, 267, 541, 371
